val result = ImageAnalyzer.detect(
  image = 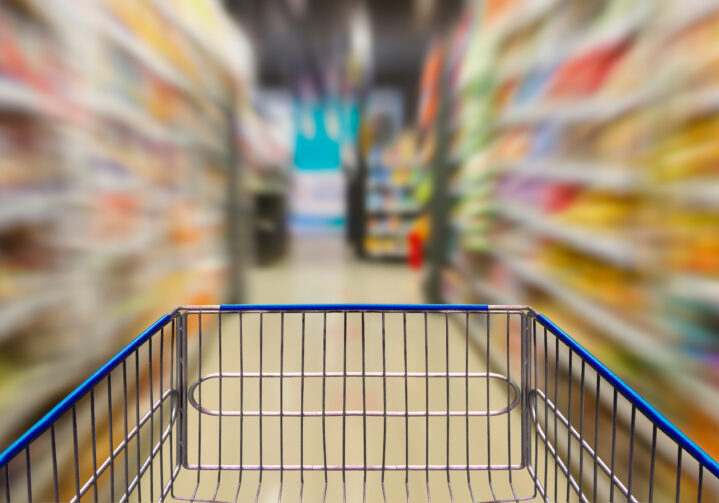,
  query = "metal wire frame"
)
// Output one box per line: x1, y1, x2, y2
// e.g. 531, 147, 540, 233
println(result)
0, 304, 716, 503
175, 306, 534, 503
